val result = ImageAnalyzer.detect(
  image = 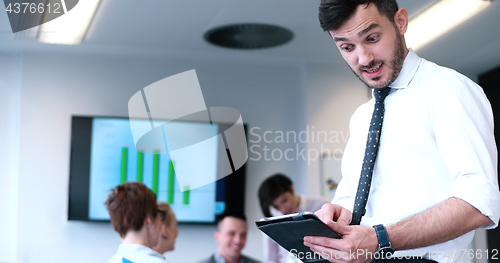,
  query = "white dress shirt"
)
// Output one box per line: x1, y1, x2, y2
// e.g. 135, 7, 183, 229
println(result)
108, 243, 167, 263
332, 49, 500, 263
264, 195, 329, 263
